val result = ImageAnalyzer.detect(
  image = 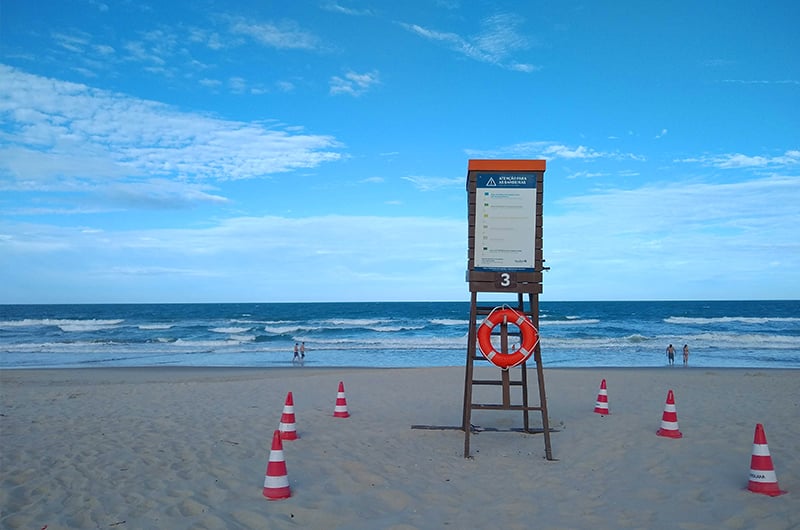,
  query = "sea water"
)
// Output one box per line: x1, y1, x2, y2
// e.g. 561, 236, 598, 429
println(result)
0, 300, 798, 369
